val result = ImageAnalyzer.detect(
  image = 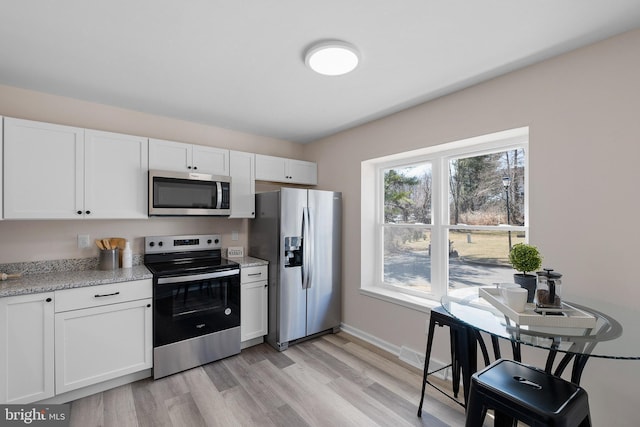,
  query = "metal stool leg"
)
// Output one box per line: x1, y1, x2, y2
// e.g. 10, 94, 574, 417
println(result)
417, 315, 438, 417
449, 327, 461, 398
